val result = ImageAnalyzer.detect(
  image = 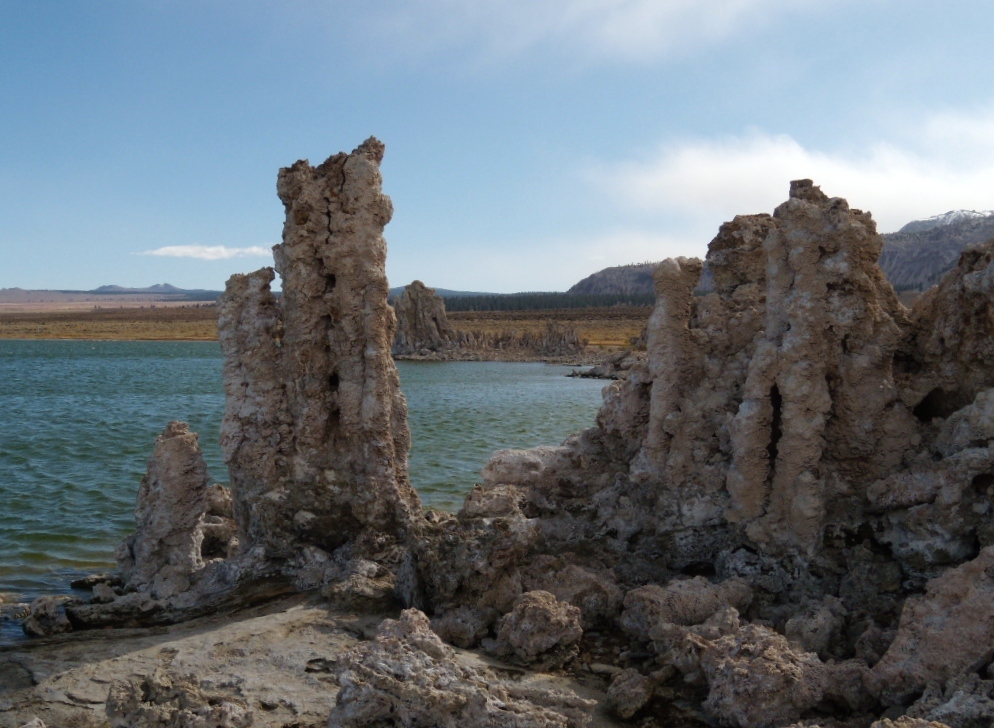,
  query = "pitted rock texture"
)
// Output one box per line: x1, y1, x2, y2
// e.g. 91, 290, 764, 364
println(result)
21, 597, 71, 638
392, 280, 454, 355
218, 137, 421, 562
606, 669, 654, 720
495, 590, 584, 669
869, 546, 994, 705
328, 608, 596, 728
701, 624, 826, 728
116, 422, 212, 600
620, 577, 752, 635
106, 668, 253, 728
906, 671, 994, 728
